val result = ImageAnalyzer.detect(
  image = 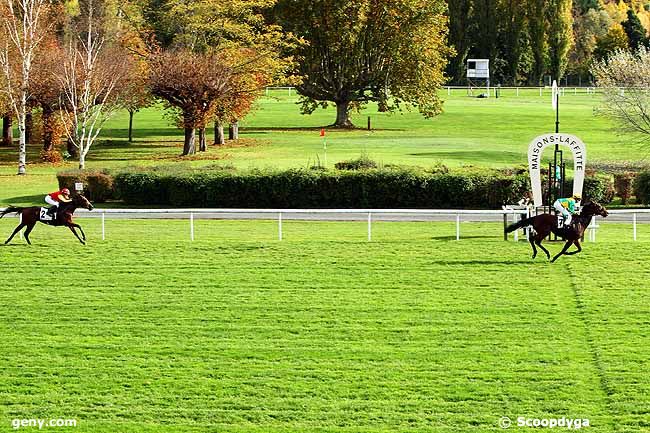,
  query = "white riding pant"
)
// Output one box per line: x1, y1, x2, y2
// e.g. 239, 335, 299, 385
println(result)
553, 201, 571, 225
45, 195, 58, 207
